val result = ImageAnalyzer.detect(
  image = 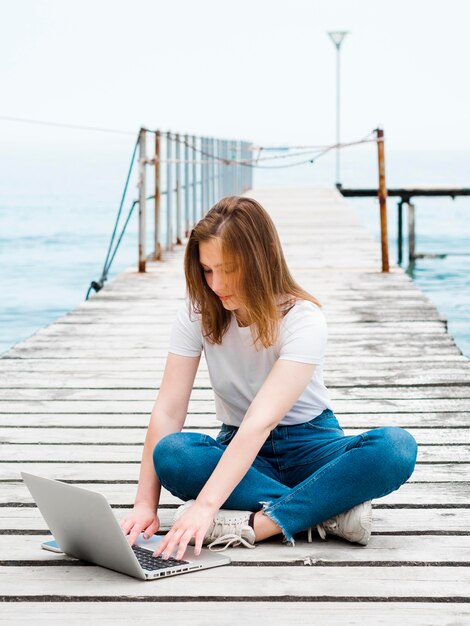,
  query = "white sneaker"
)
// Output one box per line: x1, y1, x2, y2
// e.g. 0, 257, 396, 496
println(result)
173, 500, 256, 552
308, 500, 373, 546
